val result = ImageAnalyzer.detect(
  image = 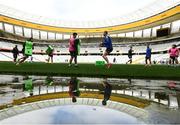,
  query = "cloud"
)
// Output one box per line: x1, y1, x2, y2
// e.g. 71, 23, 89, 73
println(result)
52, 0, 154, 21
0, 105, 141, 124
0, 0, 155, 21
